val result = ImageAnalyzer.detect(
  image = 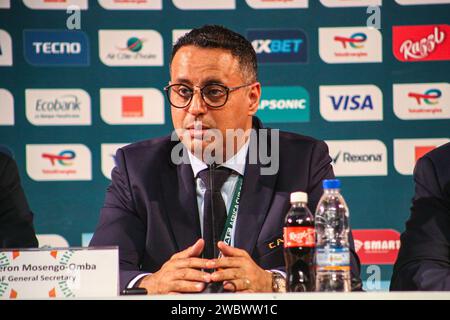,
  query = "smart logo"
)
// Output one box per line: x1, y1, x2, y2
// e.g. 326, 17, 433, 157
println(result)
24, 30, 90, 66
247, 29, 307, 63
42, 150, 76, 166
334, 33, 367, 49
257, 86, 309, 123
